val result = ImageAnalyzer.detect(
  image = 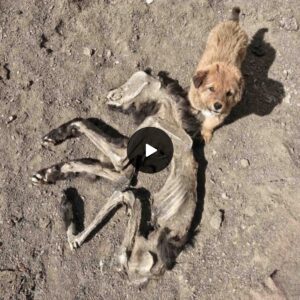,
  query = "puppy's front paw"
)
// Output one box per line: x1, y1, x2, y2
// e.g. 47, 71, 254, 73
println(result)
201, 130, 212, 143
